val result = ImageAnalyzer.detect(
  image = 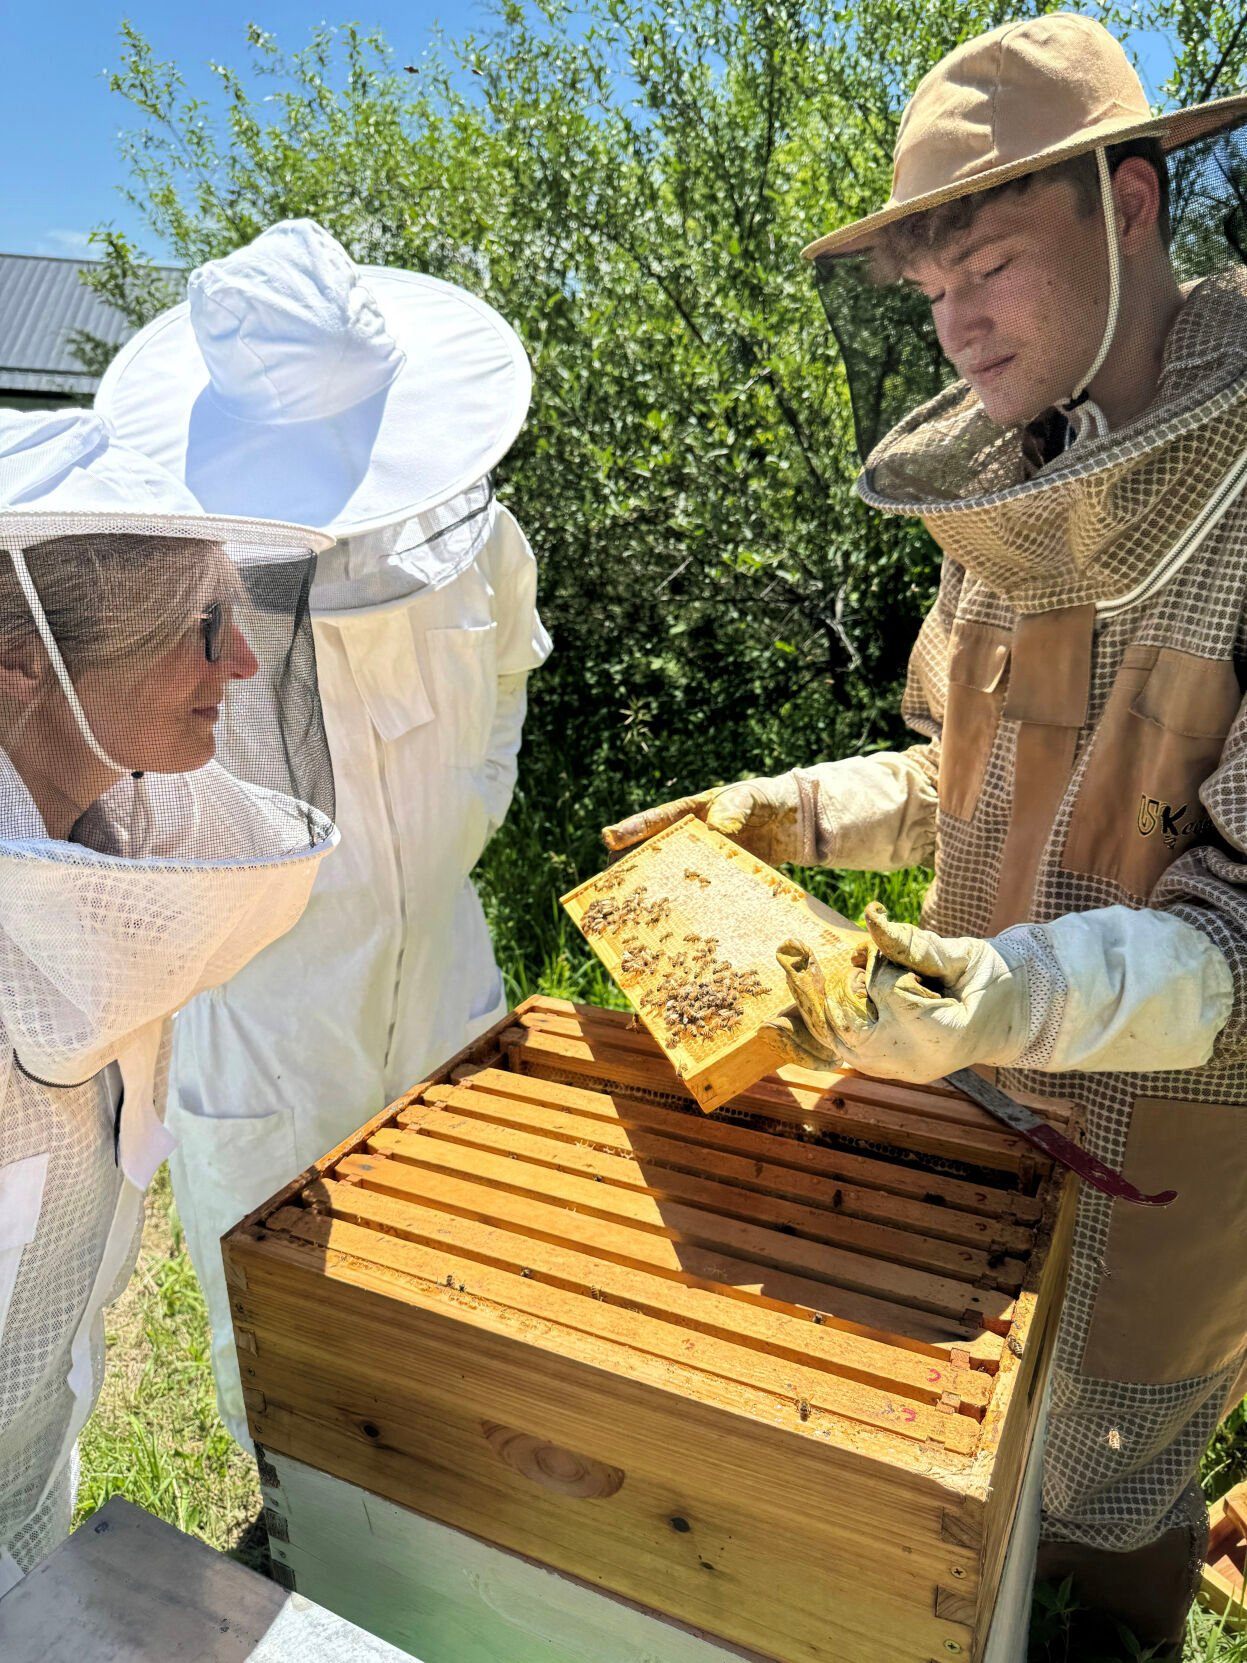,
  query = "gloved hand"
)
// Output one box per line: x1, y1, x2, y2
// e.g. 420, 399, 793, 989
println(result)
602, 774, 802, 866
603, 750, 942, 873
766, 902, 1030, 1084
